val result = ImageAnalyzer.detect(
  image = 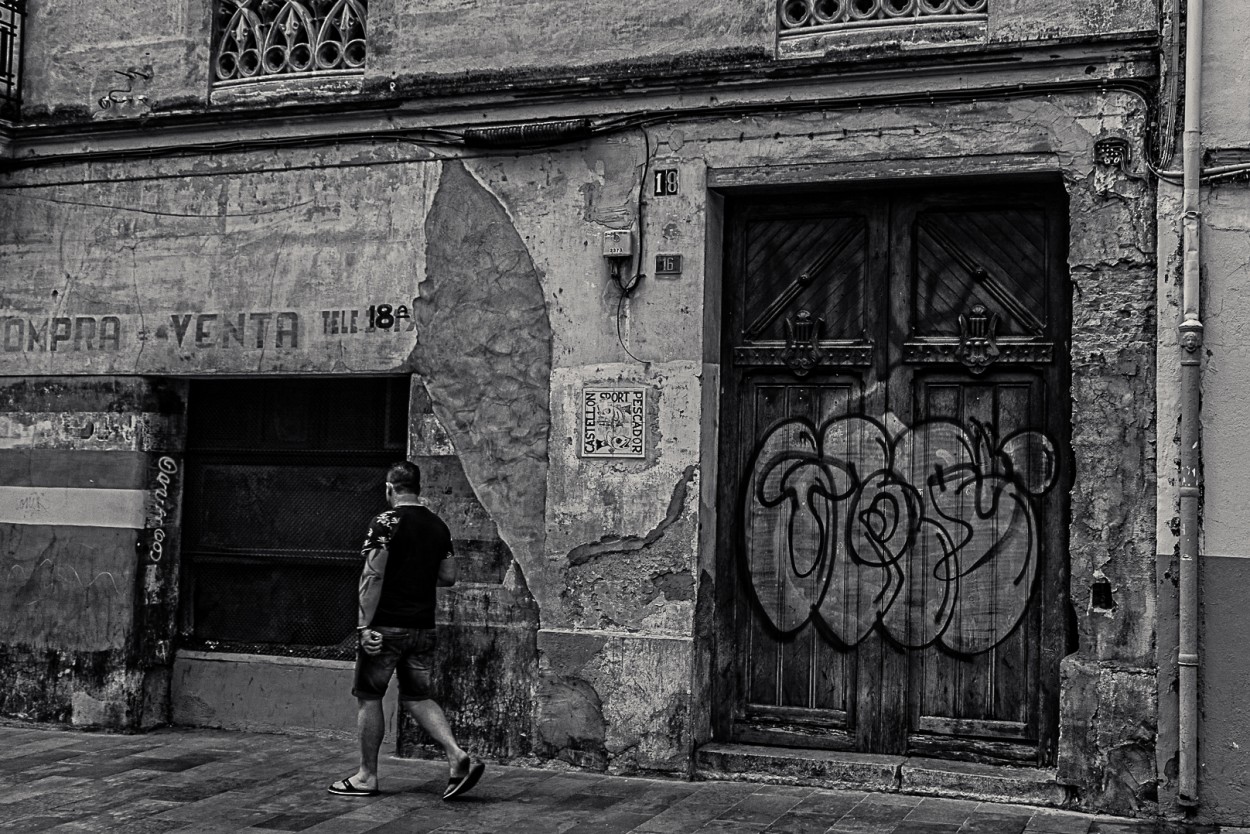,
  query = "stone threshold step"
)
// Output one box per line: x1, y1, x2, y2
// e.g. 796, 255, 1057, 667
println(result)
695, 742, 1071, 808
